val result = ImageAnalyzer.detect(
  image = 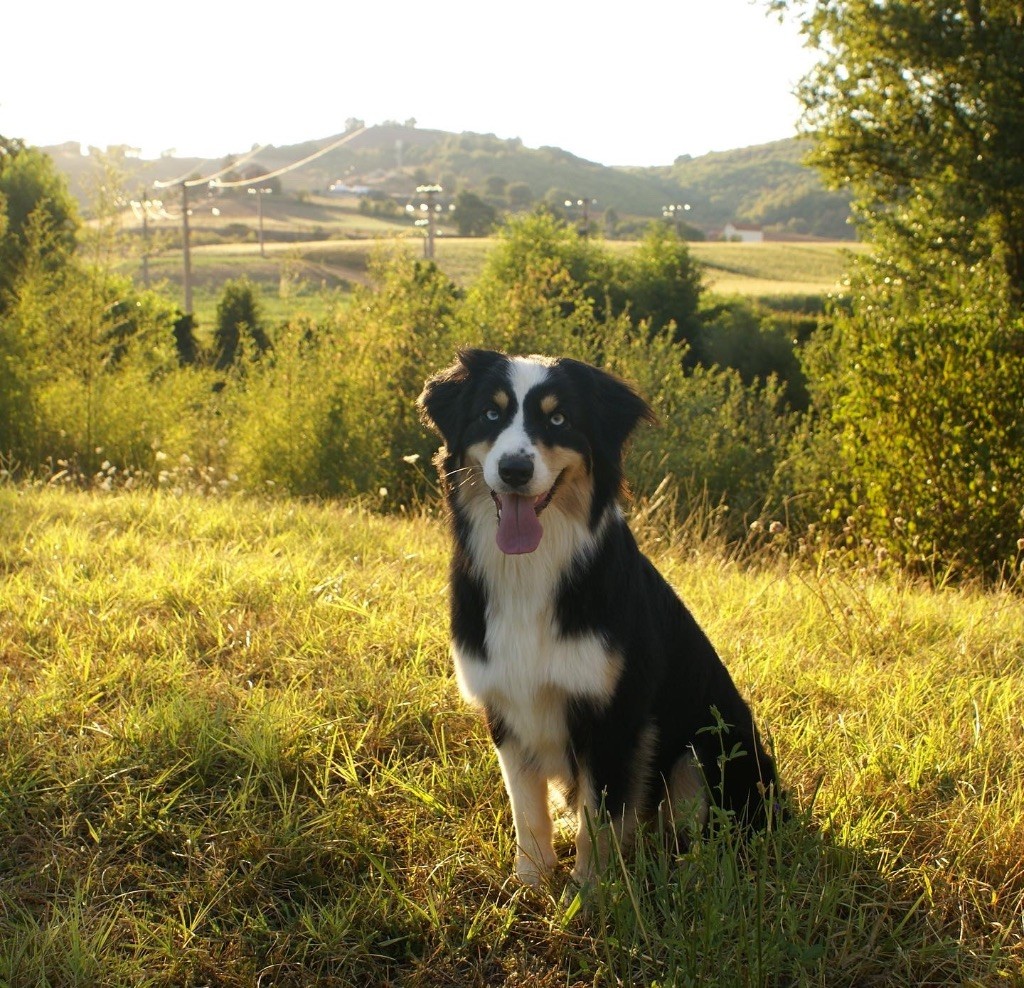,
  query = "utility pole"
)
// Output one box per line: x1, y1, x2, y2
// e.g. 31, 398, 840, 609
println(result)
141, 206, 150, 289
134, 190, 151, 289
565, 196, 598, 237
662, 202, 692, 237
181, 182, 193, 315
415, 184, 442, 259
565, 197, 597, 238
248, 186, 272, 257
